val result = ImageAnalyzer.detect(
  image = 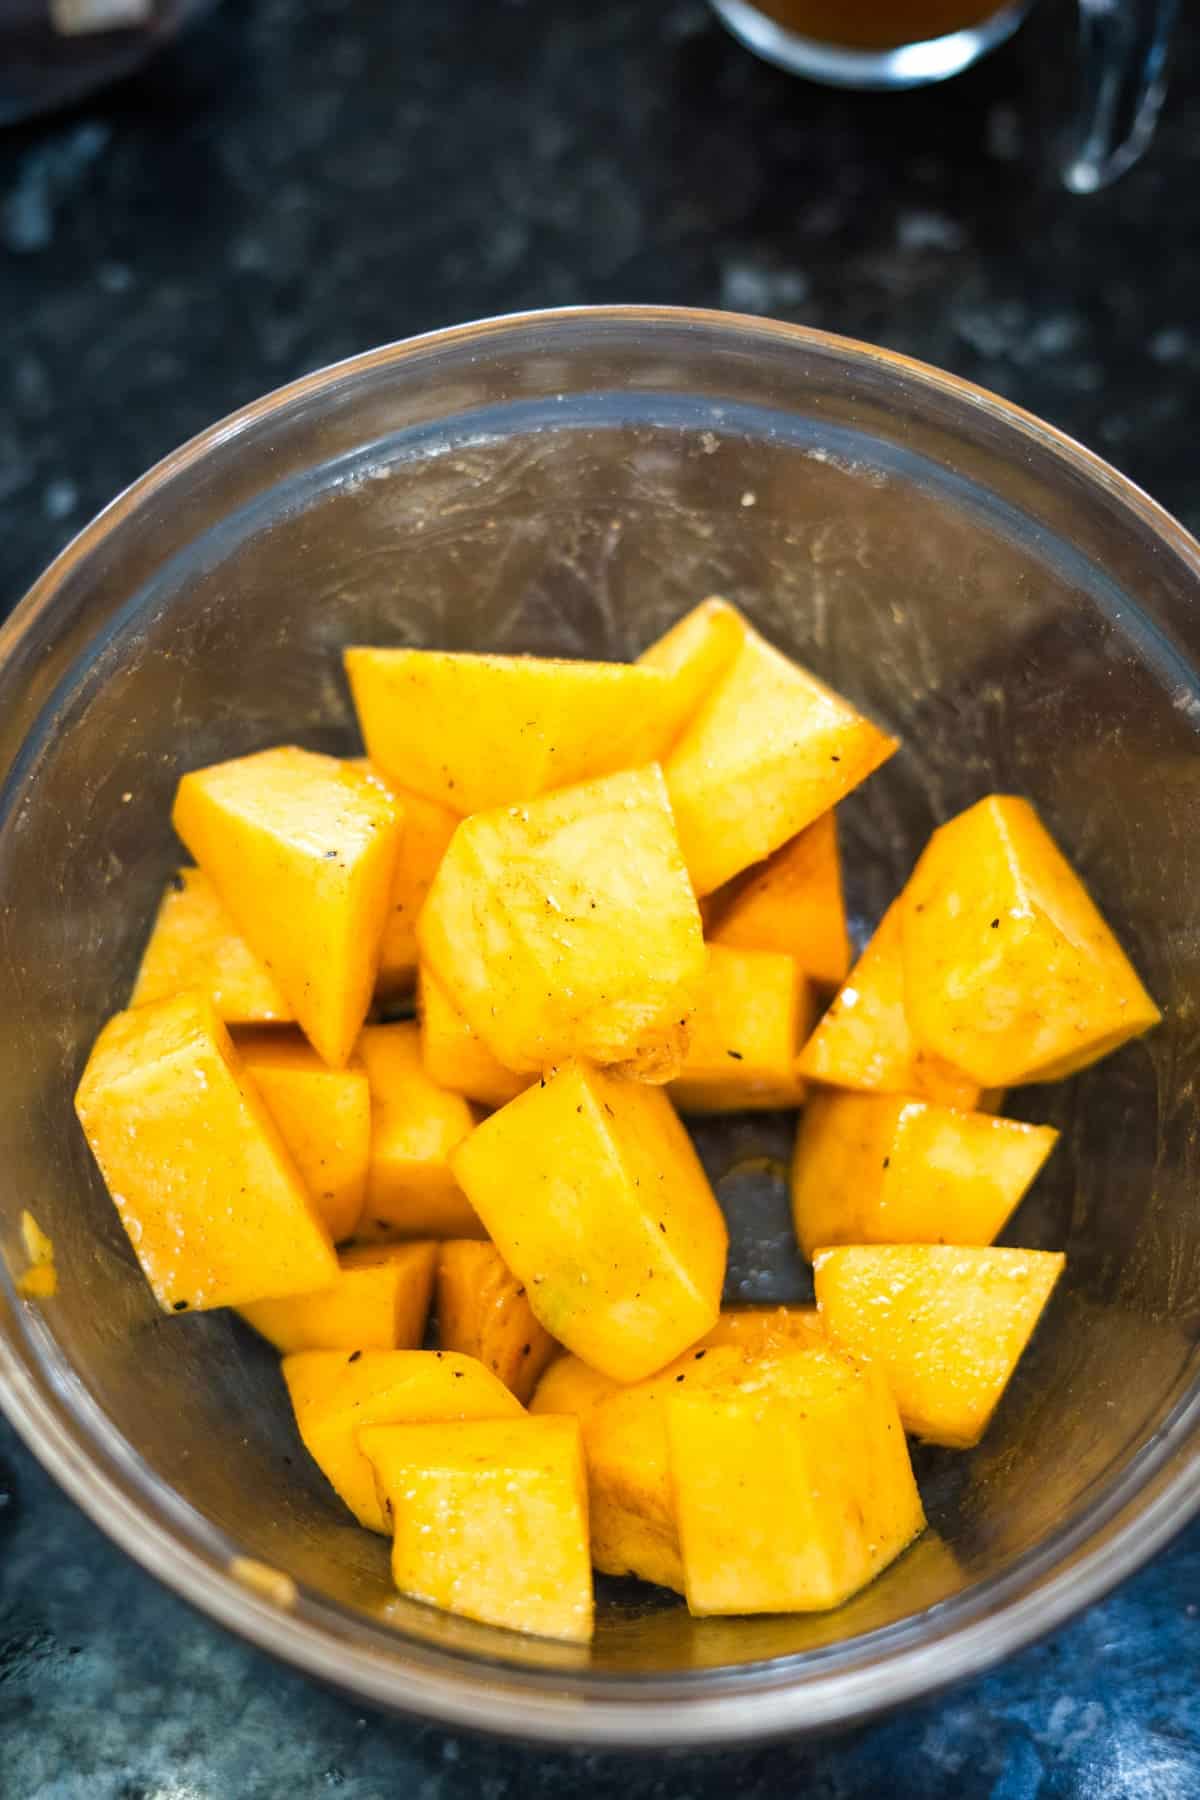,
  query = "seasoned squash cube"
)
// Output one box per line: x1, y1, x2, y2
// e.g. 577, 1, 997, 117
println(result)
814, 1244, 1065, 1448
792, 1092, 1059, 1259
664, 628, 898, 895
344, 646, 679, 816
418, 967, 529, 1110
901, 796, 1161, 1087
529, 1355, 621, 1424
437, 1240, 558, 1403
361, 1416, 593, 1642
701, 1305, 825, 1355
356, 1024, 482, 1240
364, 775, 458, 997
239, 1242, 436, 1353
74, 991, 336, 1312
707, 810, 851, 989
131, 868, 292, 1023
451, 1061, 727, 1383
670, 945, 814, 1113
797, 903, 984, 1108
173, 747, 401, 1068
667, 1342, 924, 1614
418, 765, 705, 1081
283, 1347, 521, 1531
637, 597, 748, 750
236, 1031, 370, 1243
